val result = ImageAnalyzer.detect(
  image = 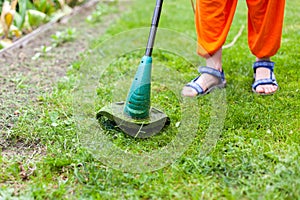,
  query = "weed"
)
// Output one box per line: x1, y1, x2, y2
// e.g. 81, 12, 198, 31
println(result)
32, 28, 76, 60
51, 28, 77, 47
86, 1, 118, 24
